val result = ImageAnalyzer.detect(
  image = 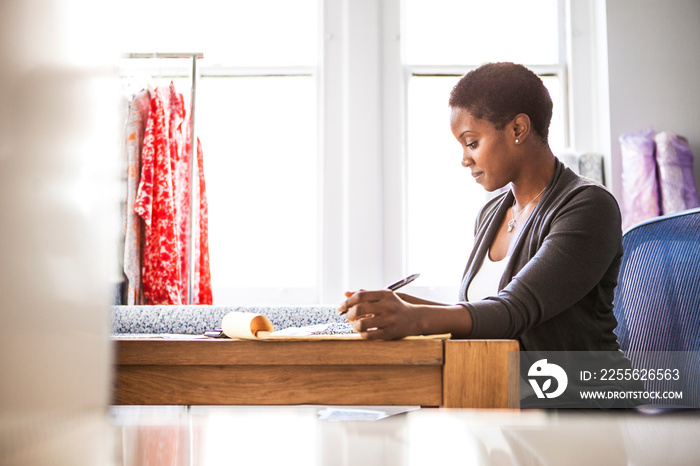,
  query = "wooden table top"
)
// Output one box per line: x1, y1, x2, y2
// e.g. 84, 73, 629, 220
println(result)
113, 336, 445, 366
